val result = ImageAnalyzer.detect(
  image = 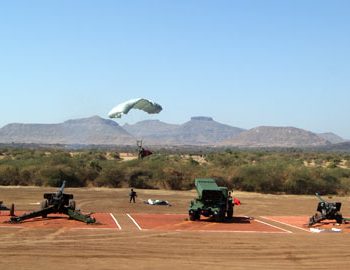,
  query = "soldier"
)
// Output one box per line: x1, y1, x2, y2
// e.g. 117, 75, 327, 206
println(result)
129, 188, 137, 203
